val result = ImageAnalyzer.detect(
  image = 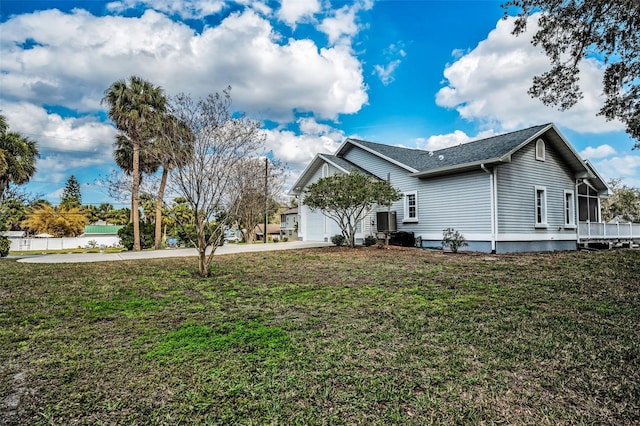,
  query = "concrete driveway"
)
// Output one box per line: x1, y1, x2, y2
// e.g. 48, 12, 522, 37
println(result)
16, 241, 332, 264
